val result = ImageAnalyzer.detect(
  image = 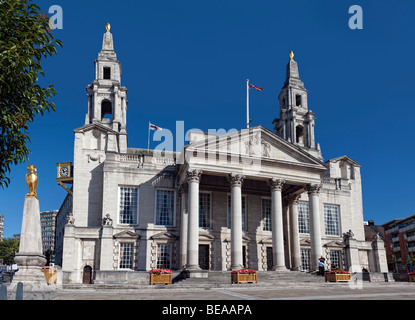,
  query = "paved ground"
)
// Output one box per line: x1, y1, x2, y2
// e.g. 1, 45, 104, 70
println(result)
52, 282, 415, 300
